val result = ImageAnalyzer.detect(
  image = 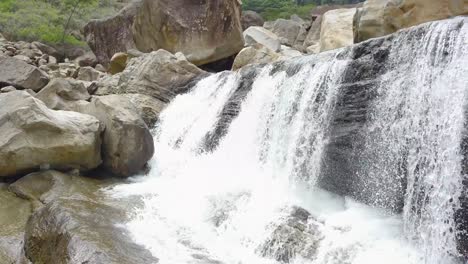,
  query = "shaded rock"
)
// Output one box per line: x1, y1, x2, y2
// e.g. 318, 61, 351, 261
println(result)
76, 66, 101, 82
0, 91, 102, 177
241, 10, 264, 30
122, 93, 167, 127
133, 0, 244, 65
96, 50, 207, 103
303, 16, 323, 54
109, 52, 128, 74
270, 19, 303, 47
258, 206, 323, 263
36, 78, 91, 110
15, 170, 158, 264
232, 43, 279, 70
0, 55, 49, 91
84, 1, 142, 67
75, 51, 98, 67
18, 49, 41, 59
73, 95, 154, 177
319, 8, 357, 52
32, 42, 61, 60
244, 26, 281, 52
